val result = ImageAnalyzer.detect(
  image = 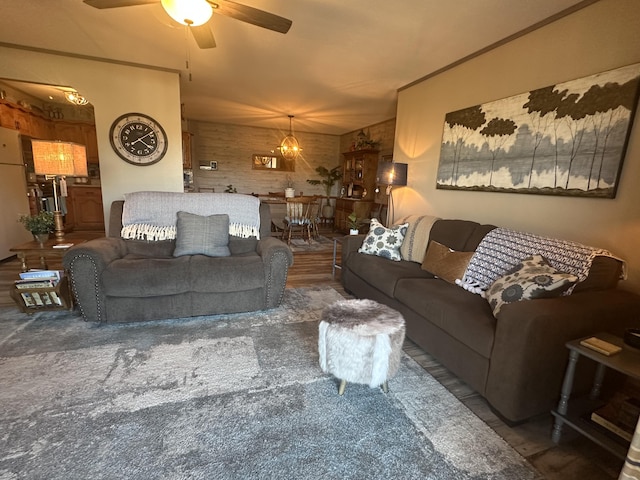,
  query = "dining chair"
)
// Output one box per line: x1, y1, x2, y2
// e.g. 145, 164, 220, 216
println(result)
283, 196, 319, 245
